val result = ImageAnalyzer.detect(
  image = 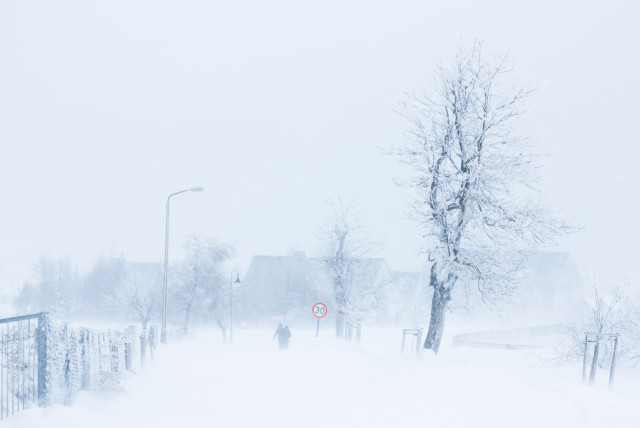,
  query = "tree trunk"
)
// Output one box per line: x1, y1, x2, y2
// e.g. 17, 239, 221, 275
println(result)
335, 317, 345, 338
334, 276, 347, 338
424, 284, 451, 354
183, 305, 192, 335
217, 321, 227, 343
